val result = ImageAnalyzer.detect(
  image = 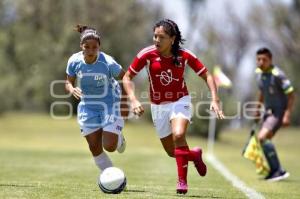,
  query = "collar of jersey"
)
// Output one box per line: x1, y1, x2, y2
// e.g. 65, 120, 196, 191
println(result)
255, 65, 275, 74
161, 54, 173, 58
81, 51, 99, 65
